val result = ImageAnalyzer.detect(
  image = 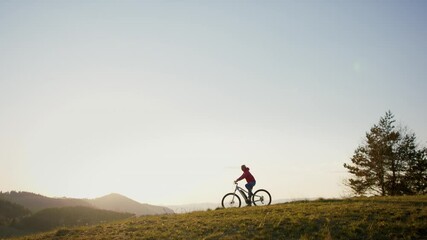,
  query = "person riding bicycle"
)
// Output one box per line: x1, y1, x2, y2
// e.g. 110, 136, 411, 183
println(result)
234, 165, 256, 205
